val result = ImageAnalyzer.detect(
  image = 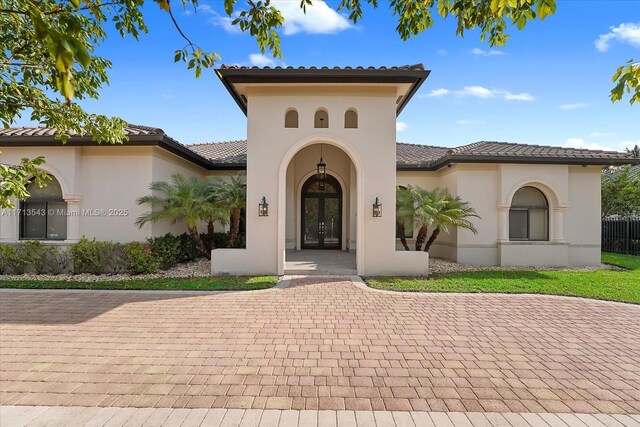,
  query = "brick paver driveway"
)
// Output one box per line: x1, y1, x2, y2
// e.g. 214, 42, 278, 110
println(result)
1, 277, 639, 414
